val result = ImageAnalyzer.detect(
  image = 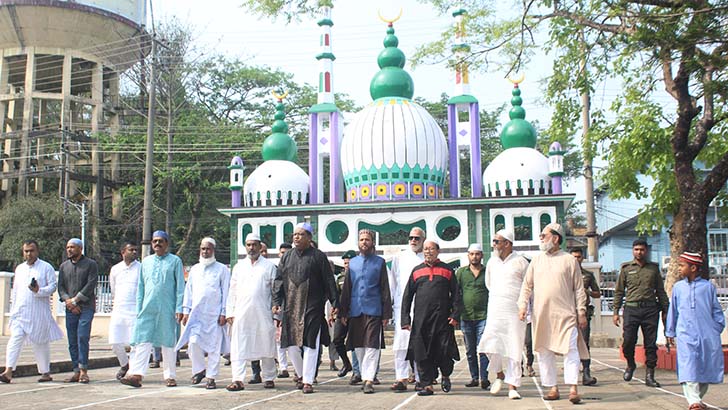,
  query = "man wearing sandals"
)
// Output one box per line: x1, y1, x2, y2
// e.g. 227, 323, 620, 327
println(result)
401, 239, 460, 397
518, 223, 589, 404
175, 237, 230, 389
58, 238, 98, 384
108, 241, 141, 380
274, 222, 339, 394
120, 230, 185, 388
0, 240, 64, 384
226, 233, 279, 392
